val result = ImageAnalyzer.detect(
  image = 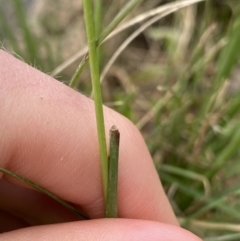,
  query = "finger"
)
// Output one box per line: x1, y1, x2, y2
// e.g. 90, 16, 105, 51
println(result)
0, 219, 202, 241
0, 50, 177, 224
